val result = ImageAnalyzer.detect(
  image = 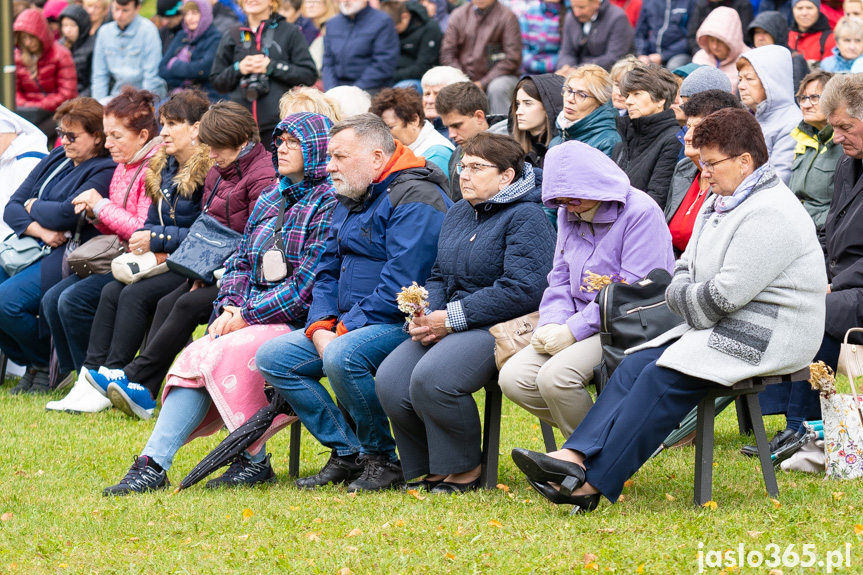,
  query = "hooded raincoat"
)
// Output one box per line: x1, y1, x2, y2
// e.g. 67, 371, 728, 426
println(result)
691, 6, 750, 93
59, 4, 95, 97
0, 105, 48, 239
738, 45, 802, 185
788, 11, 835, 62
513, 73, 565, 168
790, 121, 842, 229
159, 0, 223, 100
538, 141, 675, 341
13, 9, 78, 111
